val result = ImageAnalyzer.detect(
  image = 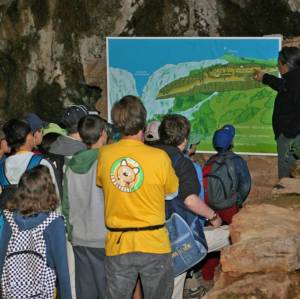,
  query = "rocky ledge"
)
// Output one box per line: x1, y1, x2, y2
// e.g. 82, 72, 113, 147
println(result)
204, 182, 300, 299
